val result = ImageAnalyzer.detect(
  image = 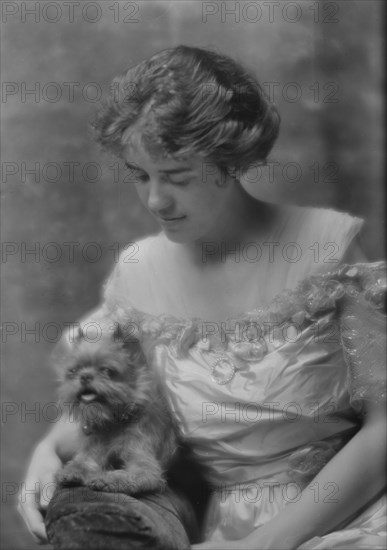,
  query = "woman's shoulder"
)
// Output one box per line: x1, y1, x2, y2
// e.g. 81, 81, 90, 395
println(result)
281, 203, 364, 251
284, 203, 363, 230
102, 232, 166, 308
278, 204, 365, 288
